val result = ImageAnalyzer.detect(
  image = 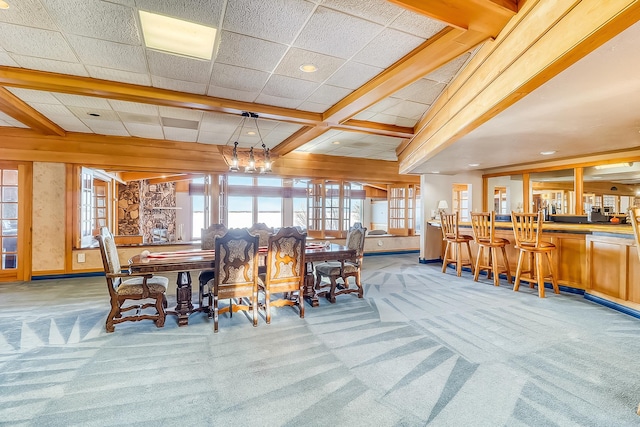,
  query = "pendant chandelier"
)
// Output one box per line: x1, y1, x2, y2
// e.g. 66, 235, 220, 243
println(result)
227, 112, 272, 174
